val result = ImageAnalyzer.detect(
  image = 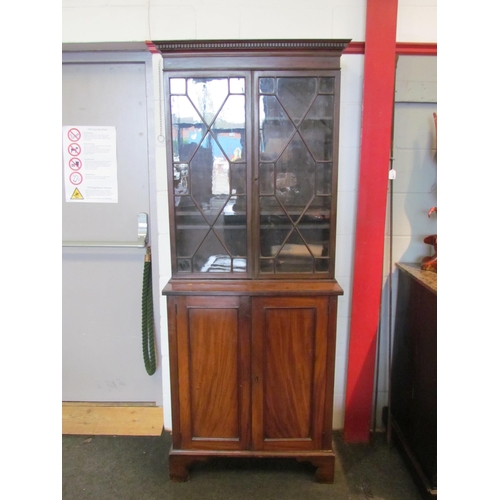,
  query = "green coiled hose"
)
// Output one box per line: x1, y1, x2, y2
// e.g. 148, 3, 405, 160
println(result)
142, 246, 156, 375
